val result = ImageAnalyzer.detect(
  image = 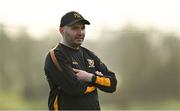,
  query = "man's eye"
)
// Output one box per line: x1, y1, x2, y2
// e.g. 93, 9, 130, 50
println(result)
81, 26, 85, 30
